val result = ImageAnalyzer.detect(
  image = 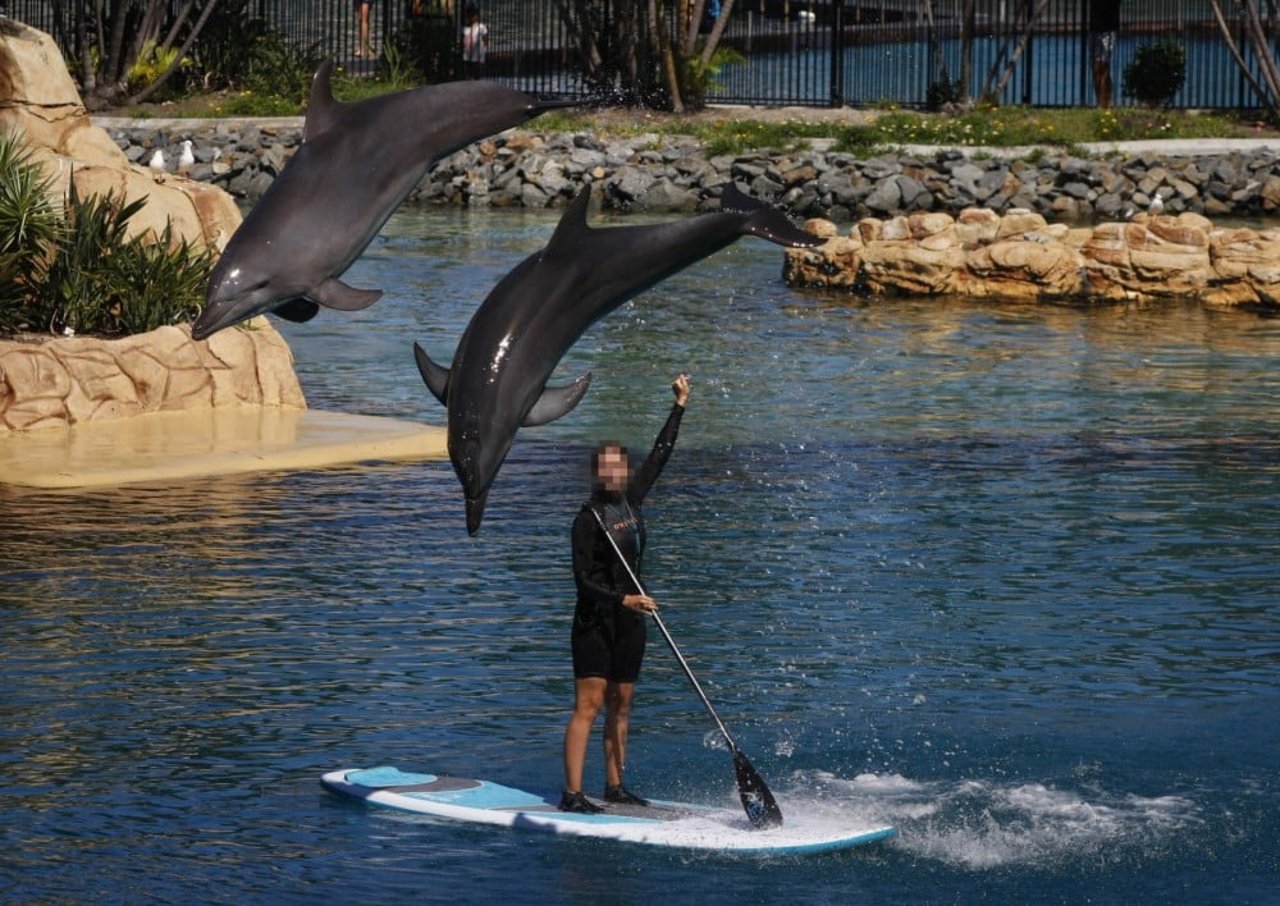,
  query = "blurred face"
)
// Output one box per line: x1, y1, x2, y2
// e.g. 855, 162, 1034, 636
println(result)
596, 446, 629, 493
